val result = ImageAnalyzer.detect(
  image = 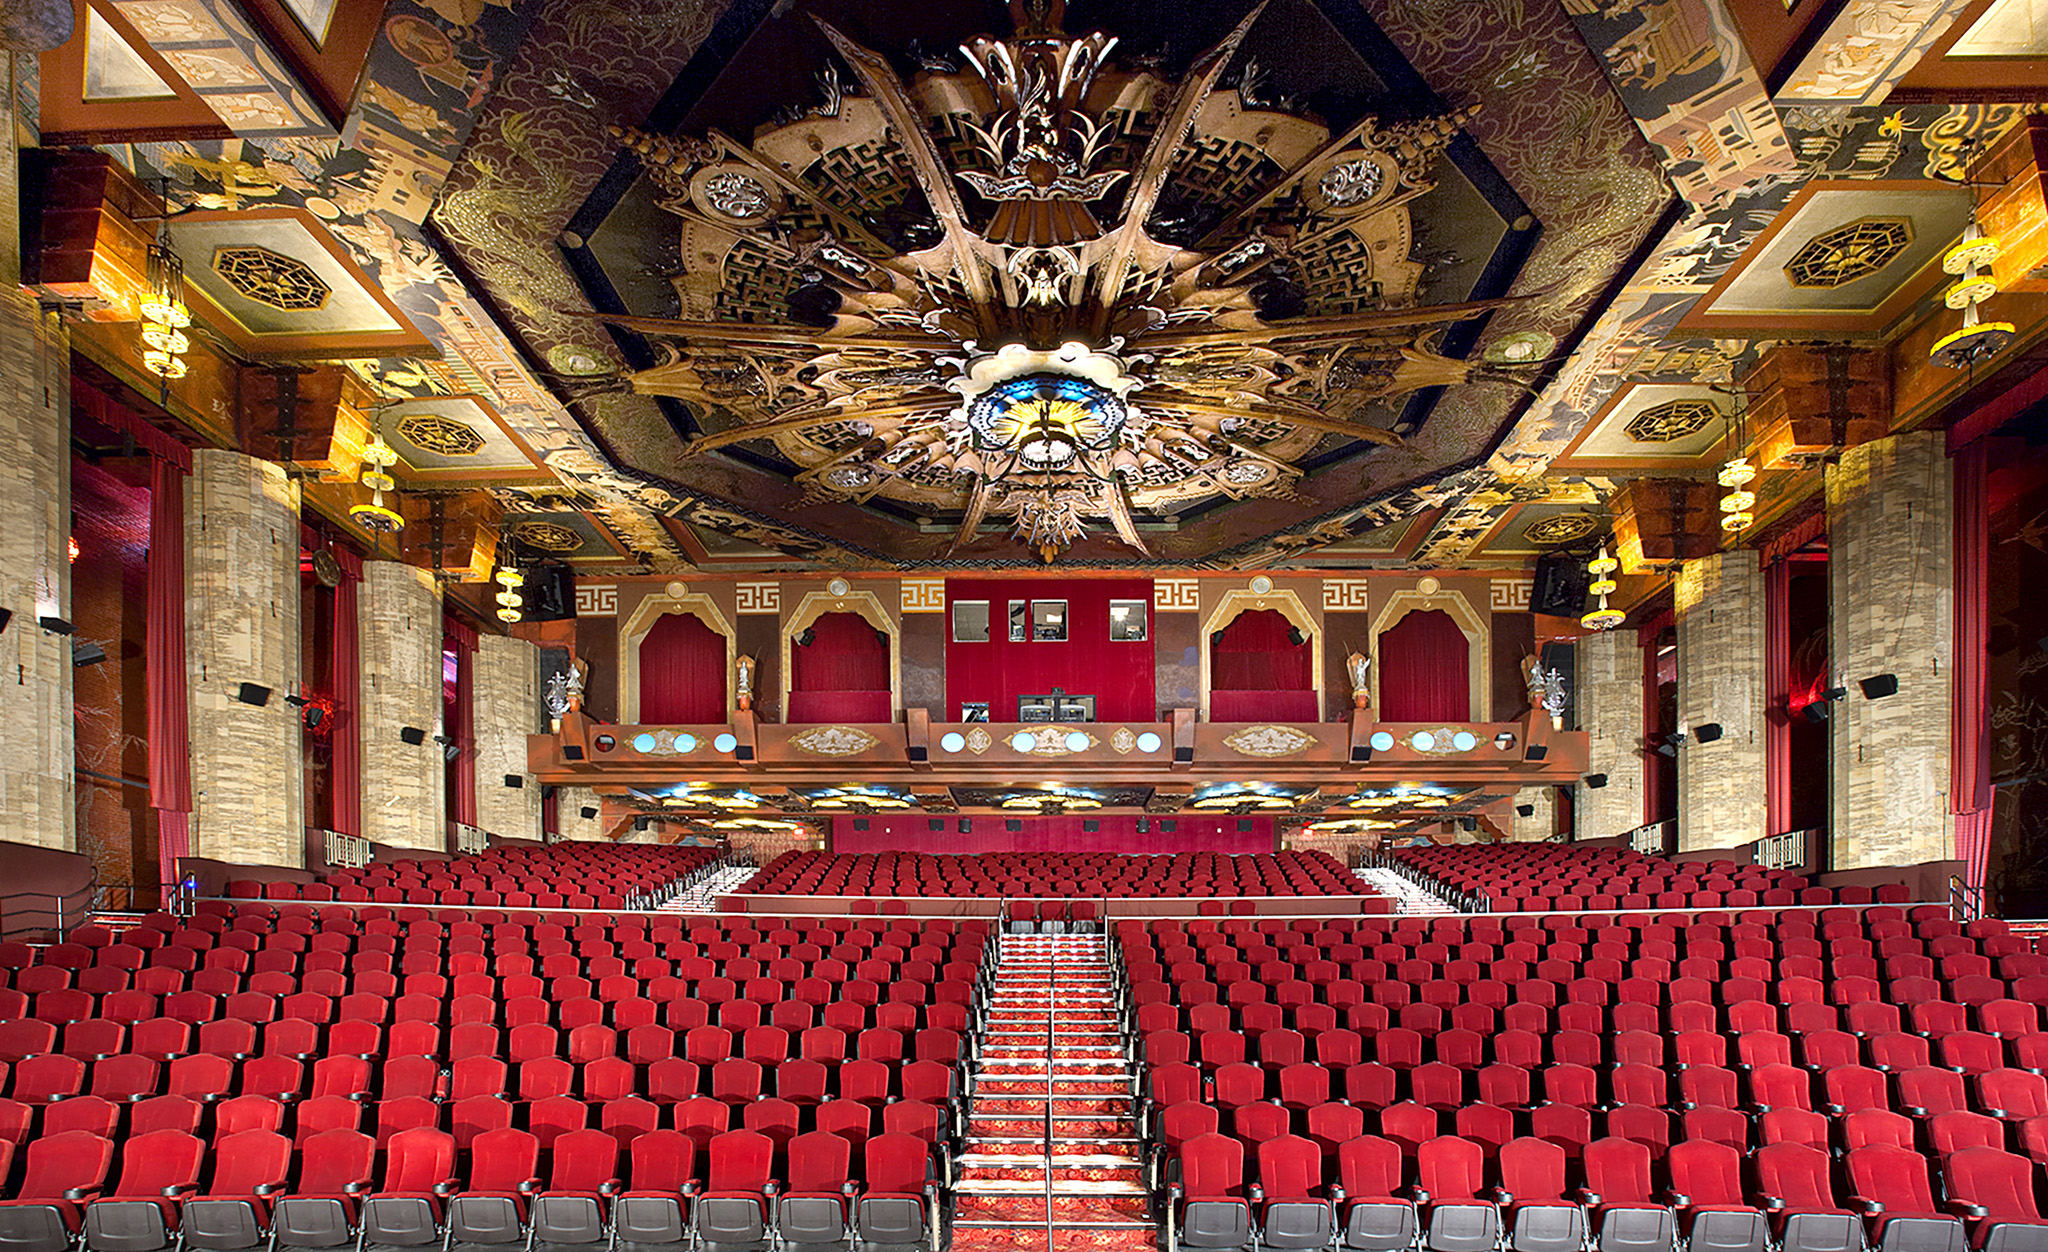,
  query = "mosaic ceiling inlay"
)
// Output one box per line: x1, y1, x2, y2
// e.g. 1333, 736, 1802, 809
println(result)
1625, 398, 1721, 444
